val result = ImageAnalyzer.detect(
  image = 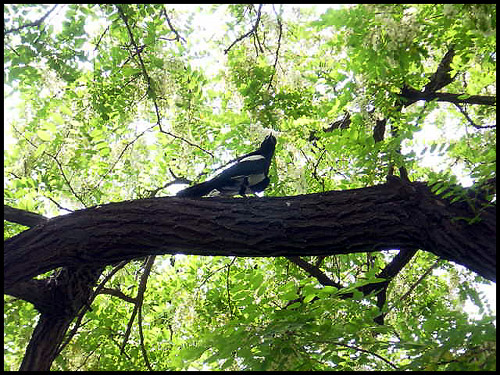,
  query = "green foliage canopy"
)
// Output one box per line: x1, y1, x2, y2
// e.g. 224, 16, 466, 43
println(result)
4, 4, 496, 371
